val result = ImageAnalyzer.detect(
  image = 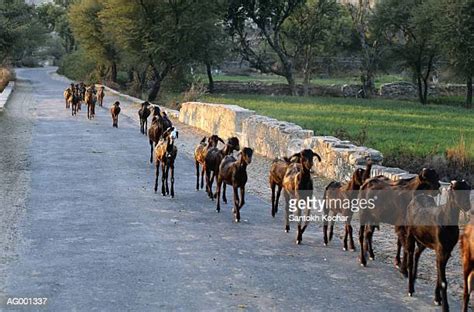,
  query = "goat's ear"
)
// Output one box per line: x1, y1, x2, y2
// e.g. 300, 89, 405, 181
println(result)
218, 137, 225, 144
200, 137, 207, 144
312, 152, 322, 162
